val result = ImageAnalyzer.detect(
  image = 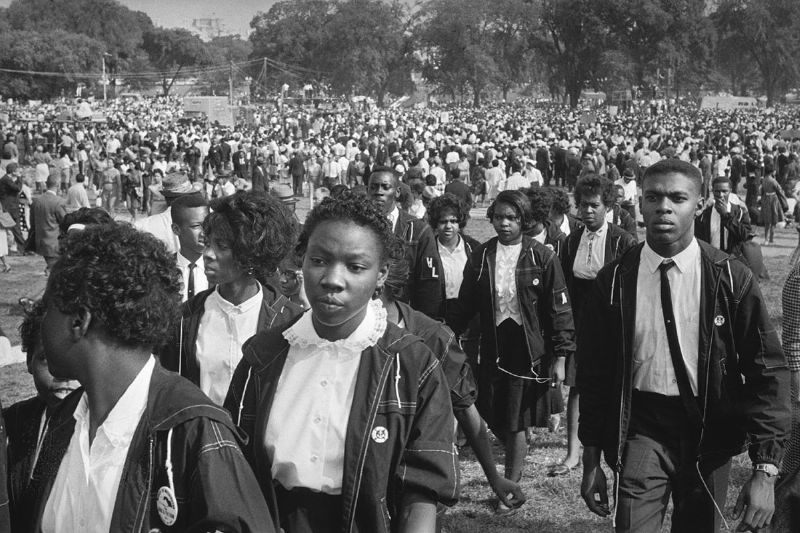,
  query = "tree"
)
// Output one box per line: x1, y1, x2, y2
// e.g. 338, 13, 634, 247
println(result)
536, 0, 610, 107
0, 30, 105, 99
5, 0, 154, 91
713, 0, 800, 106
248, 0, 335, 90
142, 28, 208, 96
325, 0, 417, 105
419, 0, 502, 107
202, 35, 253, 96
